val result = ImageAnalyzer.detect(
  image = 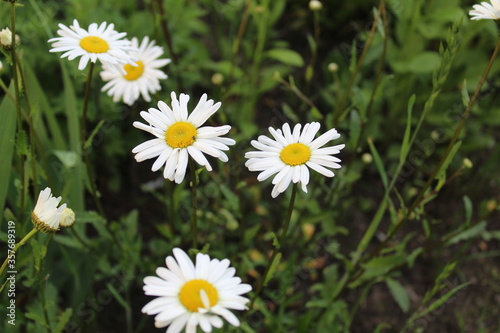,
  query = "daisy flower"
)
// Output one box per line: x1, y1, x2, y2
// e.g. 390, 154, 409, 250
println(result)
100, 36, 171, 106
48, 19, 137, 73
31, 187, 69, 233
142, 248, 252, 333
245, 122, 345, 198
132, 92, 235, 183
469, 1, 500, 20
